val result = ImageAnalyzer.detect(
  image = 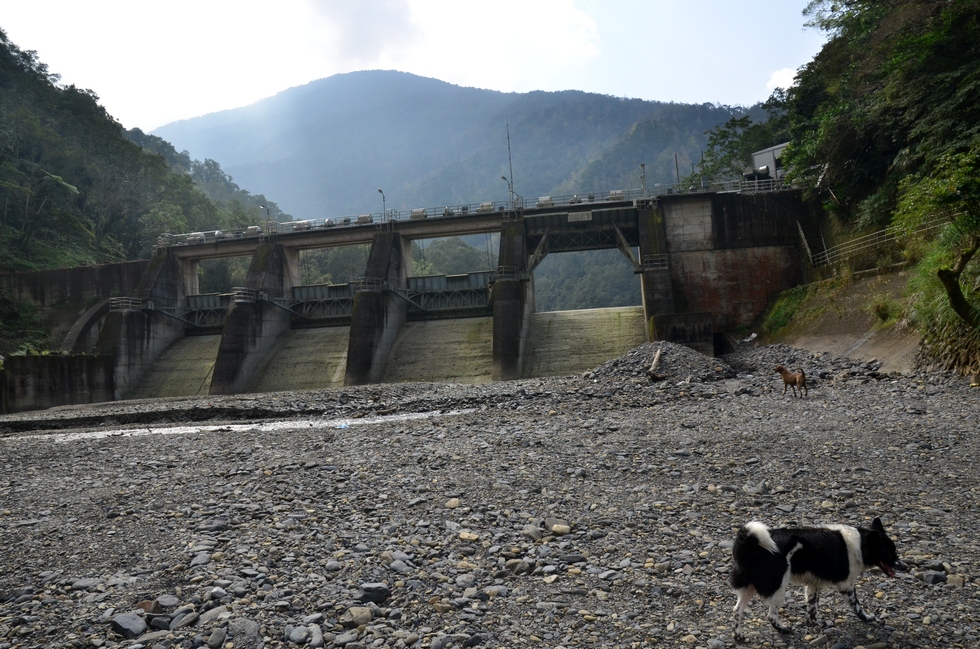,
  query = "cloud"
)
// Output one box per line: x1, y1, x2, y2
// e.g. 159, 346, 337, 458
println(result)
766, 67, 798, 92
397, 0, 600, 92
308, 0, 419, 65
